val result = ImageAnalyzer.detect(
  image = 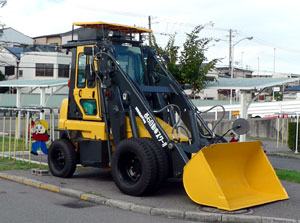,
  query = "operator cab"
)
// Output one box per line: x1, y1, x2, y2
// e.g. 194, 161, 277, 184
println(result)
70, 22, 150, 85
